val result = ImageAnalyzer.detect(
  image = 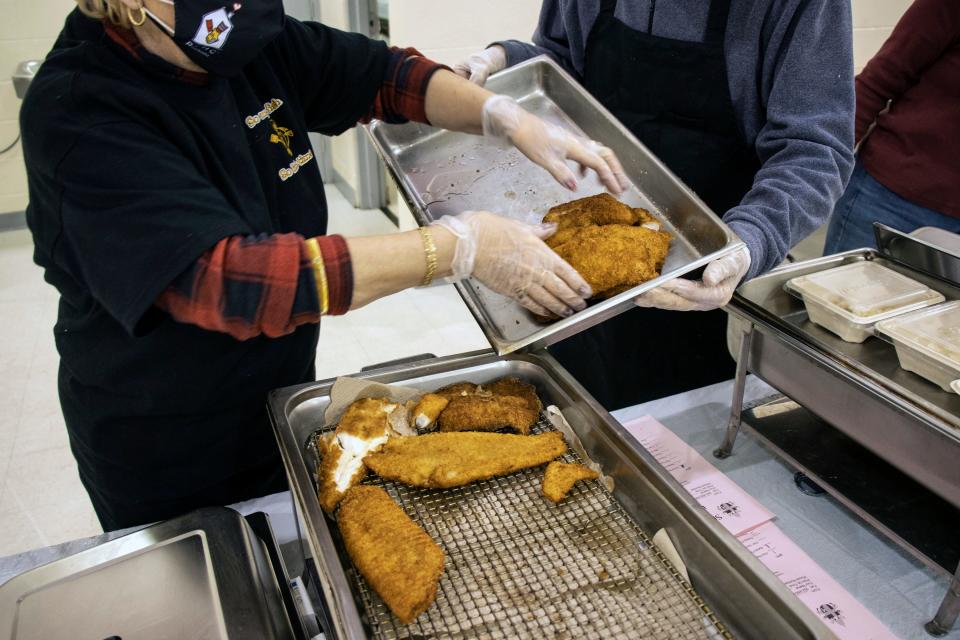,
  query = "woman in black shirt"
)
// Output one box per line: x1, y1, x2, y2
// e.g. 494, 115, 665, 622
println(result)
22, 0, 626, 529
